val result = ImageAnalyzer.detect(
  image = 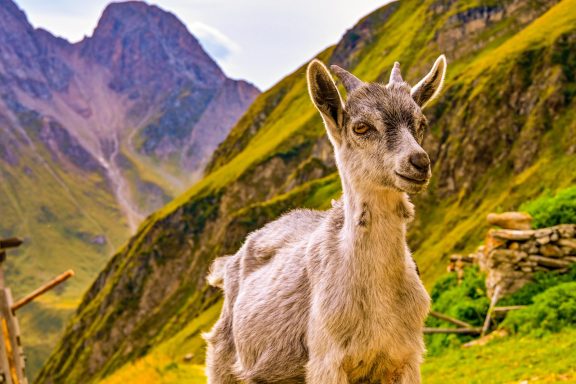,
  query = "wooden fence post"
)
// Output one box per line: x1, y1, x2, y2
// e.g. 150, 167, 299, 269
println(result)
0, 316, 13, 384
0, 289, 26, 384
481, 286, 501, 337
